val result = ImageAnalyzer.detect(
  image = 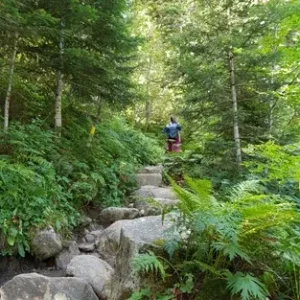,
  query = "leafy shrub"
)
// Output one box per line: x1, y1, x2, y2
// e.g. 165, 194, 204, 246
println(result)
0, 159, 79, 256
0, 117, 163, 256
